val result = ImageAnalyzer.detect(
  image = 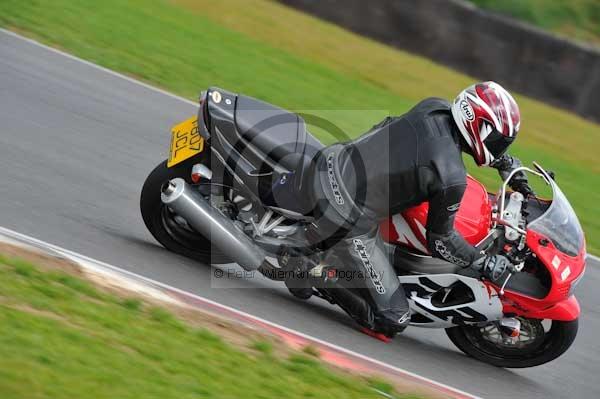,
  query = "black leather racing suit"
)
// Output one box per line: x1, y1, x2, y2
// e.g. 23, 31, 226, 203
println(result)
308, 98, 488, 333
